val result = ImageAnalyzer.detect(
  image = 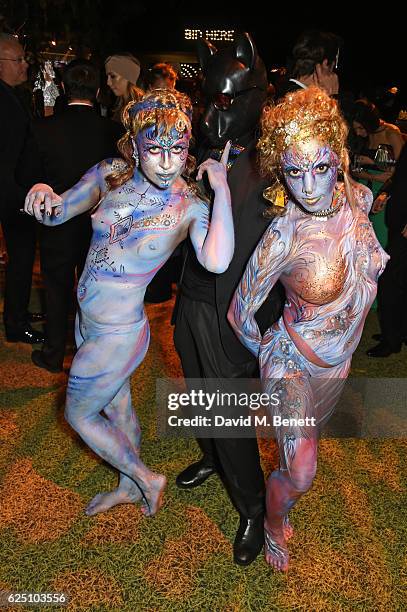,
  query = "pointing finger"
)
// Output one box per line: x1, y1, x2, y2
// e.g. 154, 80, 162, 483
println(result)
220, 140, 232, 166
